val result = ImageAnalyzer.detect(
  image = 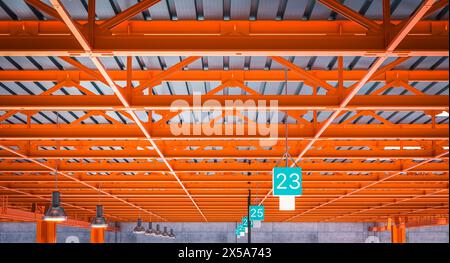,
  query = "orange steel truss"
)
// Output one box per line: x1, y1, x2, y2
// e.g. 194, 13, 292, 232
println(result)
0, 0, 448, 225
